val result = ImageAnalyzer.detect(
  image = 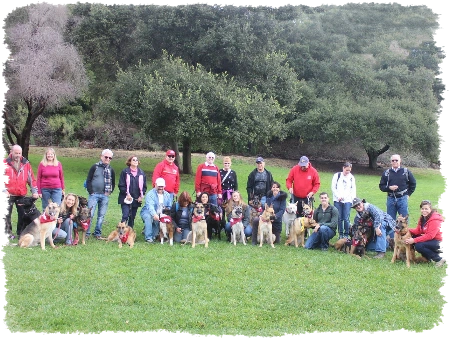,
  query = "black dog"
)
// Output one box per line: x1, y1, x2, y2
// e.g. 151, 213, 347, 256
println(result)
207, 203, 223, 240
17, 196, 41, 229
